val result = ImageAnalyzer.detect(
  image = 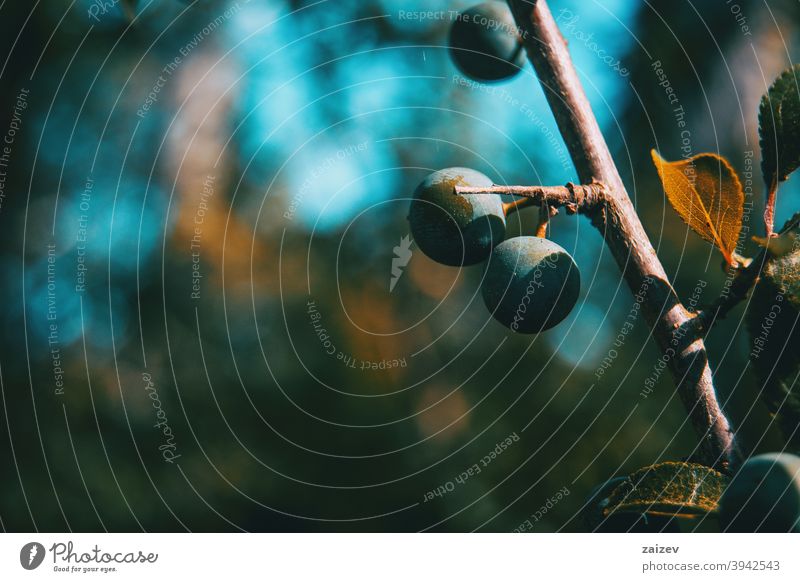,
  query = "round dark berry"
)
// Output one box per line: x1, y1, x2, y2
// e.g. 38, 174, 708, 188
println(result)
408, 167, 506, 267
719, 452, 800, 532
449, 2, 526, 82
482, 236, 580, 333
